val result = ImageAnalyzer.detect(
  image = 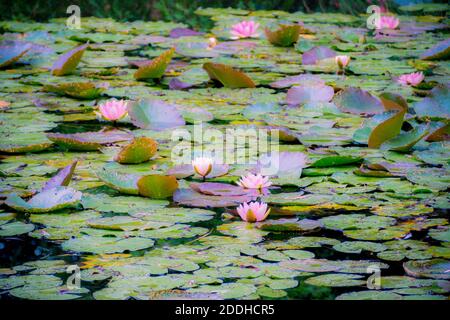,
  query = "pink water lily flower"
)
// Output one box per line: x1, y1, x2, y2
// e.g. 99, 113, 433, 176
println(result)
192, 157, 213, 178
397, 72, 424, 86
230, 21, 260, 39
335, 55, 351, 69
237, 201, 271, 223
376, 15, 400, 30
97, 99, 128, 121
237, 173, 272, 190
208, 37, 218, 49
